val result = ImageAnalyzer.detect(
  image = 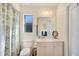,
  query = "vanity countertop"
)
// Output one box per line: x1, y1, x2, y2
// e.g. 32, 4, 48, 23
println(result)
34, 39, 64, 48
36, 39, 64, 43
